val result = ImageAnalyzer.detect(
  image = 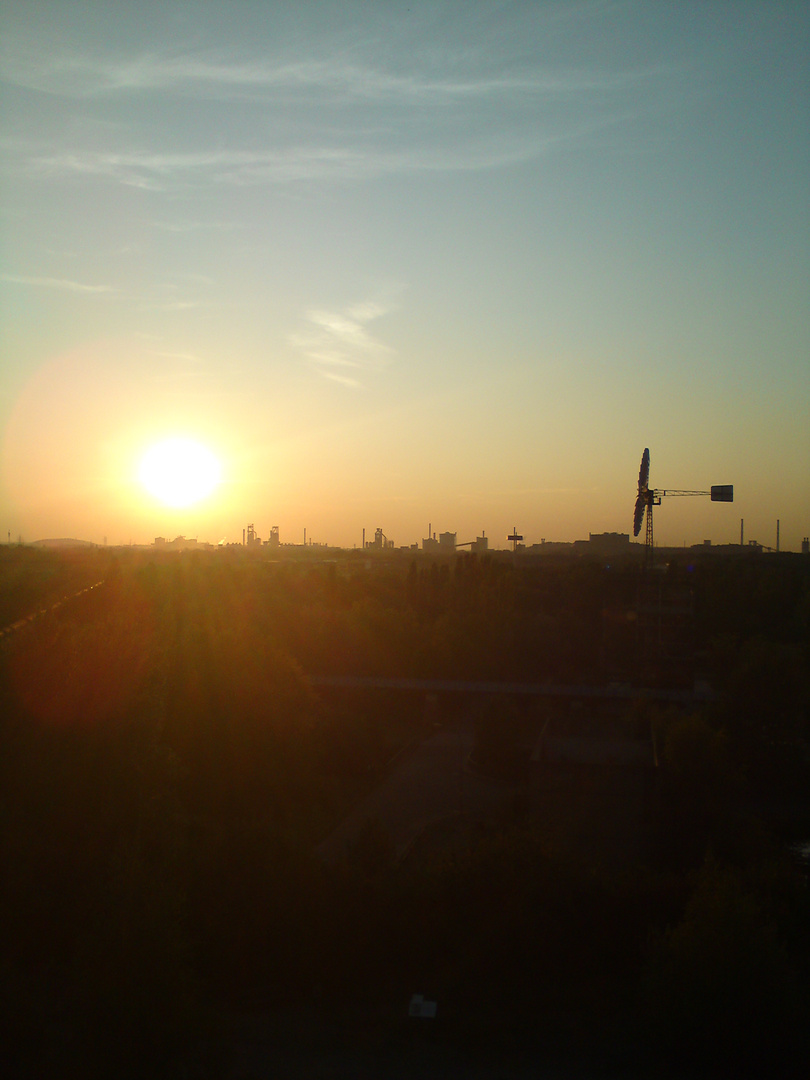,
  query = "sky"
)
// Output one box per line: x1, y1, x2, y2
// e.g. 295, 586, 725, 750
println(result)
1, 0, 808, 550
